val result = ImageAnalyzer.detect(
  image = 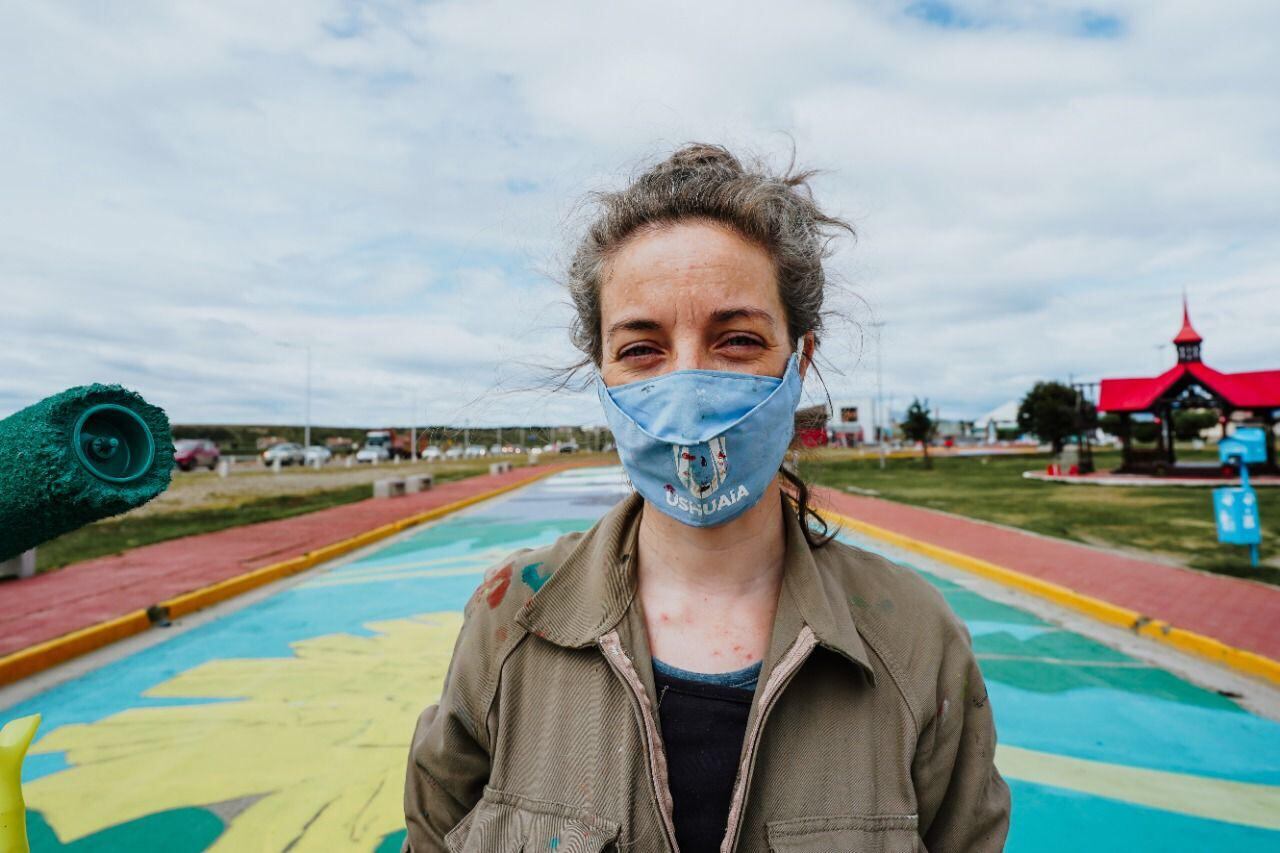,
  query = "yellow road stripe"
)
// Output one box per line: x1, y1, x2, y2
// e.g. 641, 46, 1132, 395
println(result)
819, 508, 1280, 686
0, 467, 564, 687
997, 744, 1280, 830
